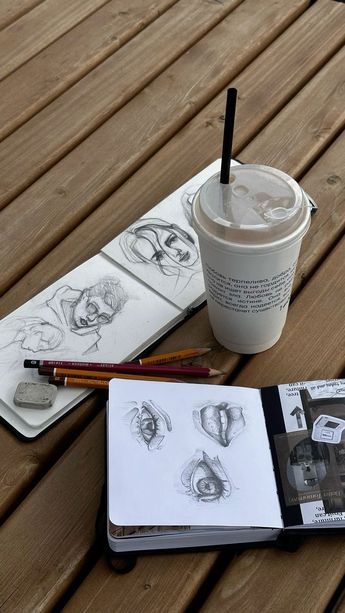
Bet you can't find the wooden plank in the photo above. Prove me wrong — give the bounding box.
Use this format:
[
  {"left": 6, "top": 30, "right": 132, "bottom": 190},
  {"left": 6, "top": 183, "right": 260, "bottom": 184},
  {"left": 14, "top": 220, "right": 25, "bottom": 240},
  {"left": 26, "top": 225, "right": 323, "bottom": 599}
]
[
  {"left": 1, "top": 6, "right": 343, "bottom": 305},
  {"left": 0, "top": 394, "right": 102, "bottom": 520},
  {"left": 292, "top": 131, "right": 345, "bottom": 292},
  {"left": 0, "top": 0, "right": 243, "bottom": 206},
  {"left": 0, "top": 0, "right": 111, "bottom": 81},
  {"left": 0, "top": 0, "right": 311, "bottom": 294},
  {"left": 63, "top": 553, "right": 219, "bottom": 613},
  {"left": 0, "top": 0, "right": 177, "bottom": 141},
  {"left": 0, "top": 0, "right": 306, "bottom": 209},
  {"left": 0, "top": 414, "right": 106, "bottom": 613},
  {"left": 200, "top": 537, "right": 345, "bottom": 613},
  {"left": 241, "top": 47, "right": 345, "bottom": 177},
  {"left": 0, "top": 0, "right": 44, "bottom": 31}
]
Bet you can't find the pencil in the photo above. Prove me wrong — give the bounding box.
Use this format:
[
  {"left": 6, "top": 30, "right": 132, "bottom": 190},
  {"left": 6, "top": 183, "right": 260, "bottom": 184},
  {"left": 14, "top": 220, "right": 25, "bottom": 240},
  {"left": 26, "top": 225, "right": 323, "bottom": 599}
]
[
  {"left": 39, "top": 367, "right": 182, "bottom": 382},
  {"left": 28, "top": 361, "right": 222, "bottom": 378},
  {"left": 24, "top": 348, "right": 213, "bottom": 370},
  {"left": 139, "top": 347, "right": 211, "bottom": 365},
  {"left": 48, "top": 373, "right": 182, "bottom": 389}
]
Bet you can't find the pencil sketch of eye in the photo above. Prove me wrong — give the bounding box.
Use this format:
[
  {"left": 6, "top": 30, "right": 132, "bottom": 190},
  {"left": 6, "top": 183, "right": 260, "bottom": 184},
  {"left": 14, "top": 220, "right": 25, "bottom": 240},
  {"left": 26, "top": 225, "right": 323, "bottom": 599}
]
[
  {"left": 193, "top": 402, "right": 245, "bottom": 447},
  {"left": 180, "top": 451, "right": 231, "bottom": 502},
  {"left": 127, "top": 400, "right": 172, "bottom": 451}
]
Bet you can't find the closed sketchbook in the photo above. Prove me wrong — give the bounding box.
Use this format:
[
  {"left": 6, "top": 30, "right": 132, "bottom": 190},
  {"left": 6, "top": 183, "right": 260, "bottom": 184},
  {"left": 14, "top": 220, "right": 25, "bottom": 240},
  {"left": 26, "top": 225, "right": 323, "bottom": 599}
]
[{"left": 107, "top": 377, "right": 345, "bottom": 553}]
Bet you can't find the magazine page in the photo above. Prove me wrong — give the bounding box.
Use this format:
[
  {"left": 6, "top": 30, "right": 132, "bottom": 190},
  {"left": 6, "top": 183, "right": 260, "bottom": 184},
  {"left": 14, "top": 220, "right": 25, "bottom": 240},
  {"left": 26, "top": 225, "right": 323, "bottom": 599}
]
[
  {"left": 107, "top": 379, "right": 282, "bottom": 528},
  {"left": 261, "top": 379, "right": 345, "bottom": 528}
]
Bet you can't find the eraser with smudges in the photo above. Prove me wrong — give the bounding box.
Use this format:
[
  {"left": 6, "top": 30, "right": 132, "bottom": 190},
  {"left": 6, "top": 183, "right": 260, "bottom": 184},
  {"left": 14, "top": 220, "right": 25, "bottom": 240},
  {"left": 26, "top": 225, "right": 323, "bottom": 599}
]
[{"left": 13, "top": 381, "right": 58, "bottom": 409}]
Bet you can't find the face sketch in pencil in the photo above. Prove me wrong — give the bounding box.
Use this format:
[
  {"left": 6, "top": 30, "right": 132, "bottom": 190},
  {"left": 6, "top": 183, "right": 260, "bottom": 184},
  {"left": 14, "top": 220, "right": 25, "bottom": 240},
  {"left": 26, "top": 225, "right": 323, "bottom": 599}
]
[
  {"left": 0, "top": 318, "right": 64, "bottom": 354},
  {"left": 180, "top": 451, "right": 231, "bottom": 502},
  {"left": 119, "top": 218, "right": 200, "bottom": 294},
  {"left": 126, "top": 399, "right": 172, "bottom": 451},
  {"left": 0, "top": 277, "right": 127, "bottom": 358},
  {"left": 193, "top": 402, "right": 245, "bottom": 447}
]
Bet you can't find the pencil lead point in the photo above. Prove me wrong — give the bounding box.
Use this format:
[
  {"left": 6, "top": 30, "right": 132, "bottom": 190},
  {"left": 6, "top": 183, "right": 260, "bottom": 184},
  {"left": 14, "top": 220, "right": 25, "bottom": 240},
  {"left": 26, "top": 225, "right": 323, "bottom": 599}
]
[{"left": 209, "top": 369, "right": 224, "bottom": 376}]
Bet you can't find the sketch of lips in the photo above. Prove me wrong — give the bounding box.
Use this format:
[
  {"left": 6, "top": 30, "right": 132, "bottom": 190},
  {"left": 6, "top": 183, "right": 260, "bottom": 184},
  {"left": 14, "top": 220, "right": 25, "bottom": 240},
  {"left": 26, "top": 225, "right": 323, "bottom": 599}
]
[
  {"left": 195, "top": 402, "right": 245, "bottom": 447},
  {"left": 178, "top": 251, "right": 190, "bottom": 263}
]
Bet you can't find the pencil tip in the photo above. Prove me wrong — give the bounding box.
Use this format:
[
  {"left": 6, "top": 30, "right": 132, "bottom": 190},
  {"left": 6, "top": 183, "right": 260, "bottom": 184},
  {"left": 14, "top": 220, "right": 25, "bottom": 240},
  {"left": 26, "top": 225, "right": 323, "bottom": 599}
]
[
  {"left": 199, "top": 348, "right": 212, "bottom": 354},
  {"left": 209, "top": 369, "right": 224, "bottom": 376}
]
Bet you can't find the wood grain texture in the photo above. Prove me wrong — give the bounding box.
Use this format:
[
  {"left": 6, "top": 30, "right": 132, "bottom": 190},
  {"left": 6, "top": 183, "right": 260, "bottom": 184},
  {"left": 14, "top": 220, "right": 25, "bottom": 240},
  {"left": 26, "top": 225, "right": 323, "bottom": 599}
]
[
  {"left": 0, "top": 414, "right": 106, "bottom": 613},
  {"left": 0, "top": 0, "right": 110, "bottom": 81},
  {"left": 292, "top": 130, "right": 345, "bottom": 293},
  {"left": 0, "top": 394, "right": 103, "bottom": 520},
  {"left": 0, "top": 0, "right": 177, "bottom": 141},
  {"left": 0, "top": 0, "right": 244, "bottom": 207},
  {"left": 242, "top": 45, "right": 345, "bottom": 177},
  {"left": 201, "top": 537, "right": 344, "bottom": 613},
  {"left": 64, "top": 551, "right": 219, "bottom": 613},
  {"left": 0, "top": 0, "right": 44, "bottom": 31},
  {"left": 0, "top": 5, "right": 342, "bottom": 310},
  {"left": 0, "top": 0, "right": 309, "bottom": 294}
]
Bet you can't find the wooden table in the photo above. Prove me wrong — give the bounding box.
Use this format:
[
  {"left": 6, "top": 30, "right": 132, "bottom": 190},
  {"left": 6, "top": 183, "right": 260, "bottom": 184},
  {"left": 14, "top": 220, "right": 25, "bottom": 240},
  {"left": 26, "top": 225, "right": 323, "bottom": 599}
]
[{"left": 0, "top": 0, "right": 344, "bottom": 610}]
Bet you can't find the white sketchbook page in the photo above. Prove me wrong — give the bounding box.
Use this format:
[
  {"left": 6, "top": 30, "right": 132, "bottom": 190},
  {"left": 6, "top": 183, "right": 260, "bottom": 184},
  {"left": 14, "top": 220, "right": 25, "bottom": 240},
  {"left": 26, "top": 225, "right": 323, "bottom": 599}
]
[
  {"left": 0, "top": 254, "right": 181, "bottom": 435},
  {"left": 108, "top": 379, "right": 282, "bottom": 528},
  {"left": 102, "top": 159, "right": 240, "bottom": 309},
  {"left": 277, "top": 379, "right": 345, "bottom": 526}
]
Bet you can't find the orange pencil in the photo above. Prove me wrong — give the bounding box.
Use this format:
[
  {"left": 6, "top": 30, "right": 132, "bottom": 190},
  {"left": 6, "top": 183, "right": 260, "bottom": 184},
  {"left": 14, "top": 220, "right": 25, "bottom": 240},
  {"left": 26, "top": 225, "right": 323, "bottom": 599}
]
[
  {"left": 139, "top": 347, "right": 211, "bottom": 365},
  {"left": 47, "top": 373, "right": 182, "bottom": 389}
]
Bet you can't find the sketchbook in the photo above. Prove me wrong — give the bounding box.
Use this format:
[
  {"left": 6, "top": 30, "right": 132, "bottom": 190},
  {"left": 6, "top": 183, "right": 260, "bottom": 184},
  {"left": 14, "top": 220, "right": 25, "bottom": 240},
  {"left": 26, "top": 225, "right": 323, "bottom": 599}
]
[
  {"left": 107, "top": 377, "right": 345, "bottom": 553},
  {"left": 0, "top": 159, "right": 235, "bottom": 439}
]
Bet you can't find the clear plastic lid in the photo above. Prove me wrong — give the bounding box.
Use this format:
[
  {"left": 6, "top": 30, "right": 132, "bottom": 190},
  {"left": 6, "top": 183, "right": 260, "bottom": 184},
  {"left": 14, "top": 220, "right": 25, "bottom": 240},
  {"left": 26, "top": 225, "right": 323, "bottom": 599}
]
[{"left": 197, "top": 165, "right": 310, "bottom": 246}]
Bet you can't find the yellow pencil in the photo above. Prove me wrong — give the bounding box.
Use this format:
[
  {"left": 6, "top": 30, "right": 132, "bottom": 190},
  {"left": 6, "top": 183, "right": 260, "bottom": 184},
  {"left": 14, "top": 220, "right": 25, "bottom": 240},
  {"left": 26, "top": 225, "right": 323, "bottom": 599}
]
[{"left": 139, "top": 347, "right": 211, "bottom": 365}]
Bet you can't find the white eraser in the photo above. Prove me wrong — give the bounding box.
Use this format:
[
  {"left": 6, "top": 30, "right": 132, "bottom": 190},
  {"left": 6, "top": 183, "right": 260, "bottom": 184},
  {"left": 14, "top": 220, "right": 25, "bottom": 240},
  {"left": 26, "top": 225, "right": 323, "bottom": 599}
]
[{"left": 13, "top": 381, "right": 58, "bottom": 409}]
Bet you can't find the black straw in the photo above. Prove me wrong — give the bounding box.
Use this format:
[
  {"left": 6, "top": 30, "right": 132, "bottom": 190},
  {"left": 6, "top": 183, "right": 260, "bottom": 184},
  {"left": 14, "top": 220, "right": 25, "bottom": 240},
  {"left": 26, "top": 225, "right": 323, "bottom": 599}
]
[{"left": 220, "top": 88, "right": 237, "bottom": 184}]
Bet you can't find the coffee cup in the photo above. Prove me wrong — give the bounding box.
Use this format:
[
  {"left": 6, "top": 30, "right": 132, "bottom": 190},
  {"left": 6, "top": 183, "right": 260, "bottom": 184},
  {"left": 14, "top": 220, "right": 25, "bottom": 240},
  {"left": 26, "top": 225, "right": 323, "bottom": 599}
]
[{"left": 192, "top": 164, "right": 311, "bottom": 353}]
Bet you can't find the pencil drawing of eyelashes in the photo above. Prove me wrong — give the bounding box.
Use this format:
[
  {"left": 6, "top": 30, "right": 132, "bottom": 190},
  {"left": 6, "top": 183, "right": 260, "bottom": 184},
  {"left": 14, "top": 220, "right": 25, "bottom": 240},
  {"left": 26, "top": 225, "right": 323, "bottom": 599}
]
[
  {"left": 127, "top": 400, "right": 172, "bottom": 451},
  {"left": 181, "top": 451, "right": 231, "bottom": 502},
  {"left": 193, "top": 402, "right": 245, "bottom": 447}
]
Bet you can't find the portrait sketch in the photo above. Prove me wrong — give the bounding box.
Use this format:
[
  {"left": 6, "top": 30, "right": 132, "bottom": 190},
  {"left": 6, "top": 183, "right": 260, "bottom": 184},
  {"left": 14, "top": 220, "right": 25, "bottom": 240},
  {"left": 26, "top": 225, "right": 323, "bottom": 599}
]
[
  {"left": 0, "top": 253, "right": 181, "bottom": 434},
  {"left": 99, "top": 166, "right": 232, "bottom": 309},
  {"left": 0, "top": 277, "right": 127, "bottom": 360}
]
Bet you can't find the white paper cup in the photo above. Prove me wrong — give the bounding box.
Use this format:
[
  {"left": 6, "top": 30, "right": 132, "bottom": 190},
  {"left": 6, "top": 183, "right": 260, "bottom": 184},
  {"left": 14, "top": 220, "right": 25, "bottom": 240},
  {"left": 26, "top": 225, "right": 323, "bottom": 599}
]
[{"left": 192, "top": 164, "right": 311, "bottom": 353}]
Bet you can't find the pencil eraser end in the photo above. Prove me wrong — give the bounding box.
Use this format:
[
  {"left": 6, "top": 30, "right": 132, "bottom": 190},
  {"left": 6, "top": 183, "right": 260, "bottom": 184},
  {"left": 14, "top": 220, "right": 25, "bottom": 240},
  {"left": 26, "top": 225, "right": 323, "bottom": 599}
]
[
  {"left": 23, "top": 359, "right": 39, "bottom": 368},
  {"left": 13, "top": 381, "right": 57, "bottom": 409}
]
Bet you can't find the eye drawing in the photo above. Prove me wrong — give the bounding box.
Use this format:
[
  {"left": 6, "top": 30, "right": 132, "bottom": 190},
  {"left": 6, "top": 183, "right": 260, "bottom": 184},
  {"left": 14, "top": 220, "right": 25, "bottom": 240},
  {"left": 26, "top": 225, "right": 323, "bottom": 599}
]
[
  {"left": 181, "top": 451, "right": 231, "bottom": 502},
  {"left": 127, "top": 400, "right": 172, "bottom": 451},
  {"left": 193, "top": 401, "right": 245, "bottom": 447}
]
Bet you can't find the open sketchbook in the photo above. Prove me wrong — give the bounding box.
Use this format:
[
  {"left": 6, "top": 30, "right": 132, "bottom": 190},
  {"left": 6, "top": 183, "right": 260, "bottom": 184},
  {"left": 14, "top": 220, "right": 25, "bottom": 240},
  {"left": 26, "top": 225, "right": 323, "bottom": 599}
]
[
  {"left": 0, "top": 160, "right": 233, "bottom": 439},
  {"left": 107, "top": 377, "right": 345, "bottom": 553}
]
